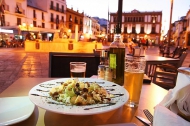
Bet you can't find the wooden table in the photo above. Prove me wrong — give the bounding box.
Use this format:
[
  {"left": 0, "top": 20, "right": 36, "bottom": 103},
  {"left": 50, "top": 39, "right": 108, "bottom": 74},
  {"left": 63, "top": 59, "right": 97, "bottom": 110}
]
[
  {"left": 145, "top": 55, "right": 179, "bottom": 76},
  {"left": 0, "top": 78, "right": 168, "bottom": 126}
]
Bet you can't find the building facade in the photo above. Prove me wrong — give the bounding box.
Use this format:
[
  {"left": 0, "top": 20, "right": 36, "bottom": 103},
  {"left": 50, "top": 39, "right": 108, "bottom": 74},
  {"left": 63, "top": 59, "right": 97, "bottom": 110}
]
[
  {"left": 0, "top": 0, "right": 66, "bottom": 41},
  {"left": 109, "top": 9, "right": 162, "bottom": 45},
  {"left": 65, "top": 7, "right": 83, "bottom": 39},
  {"left": 0, "top": 0, "right": 100, "bottom": 42},
  {"left": 185, "top": 10, "right": 190, "bottom": 48},
  {"left": 171, "top": 16, "right": 187, "bottom": 46}
]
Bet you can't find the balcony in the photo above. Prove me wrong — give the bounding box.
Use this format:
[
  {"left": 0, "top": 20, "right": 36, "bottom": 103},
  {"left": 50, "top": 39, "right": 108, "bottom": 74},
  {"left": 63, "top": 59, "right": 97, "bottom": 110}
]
[
  {"left": 49, "top": 5, "right": 64, "bottom": 13},
  {"left": 4, "top": 5, "right": 9, "bottom": 11},
  {"left": 50, "top": 5, "right": 54, "bottom": 10},
  {"left": 15, "top": 8, "right": 25, "bottom": 16}
]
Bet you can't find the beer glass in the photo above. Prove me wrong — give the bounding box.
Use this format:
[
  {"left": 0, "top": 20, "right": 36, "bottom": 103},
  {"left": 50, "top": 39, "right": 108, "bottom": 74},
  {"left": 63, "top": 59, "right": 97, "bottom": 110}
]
[
  {"left": 124, "top": 56, "right": 146, "bottom": 107},
  {"left": 70, "top": 62, "right": 86, "bottom": 78}
]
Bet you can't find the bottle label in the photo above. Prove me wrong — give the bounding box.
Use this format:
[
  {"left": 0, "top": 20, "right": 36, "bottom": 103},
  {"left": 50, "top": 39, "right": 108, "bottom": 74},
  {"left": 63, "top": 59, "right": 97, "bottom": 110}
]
[
  {"left": 109, "top": 53, "right": 116, "bottom": 79},
  {"left": 109, "top": 53, "right": 116, "bottom": 69}
]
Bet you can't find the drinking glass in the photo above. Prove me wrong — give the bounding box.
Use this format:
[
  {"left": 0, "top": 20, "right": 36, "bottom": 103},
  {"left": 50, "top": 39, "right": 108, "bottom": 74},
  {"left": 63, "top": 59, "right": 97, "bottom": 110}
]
[
  {"left": 124, "top": 56, "right": 146, "bottom": 107},
  {"left": 70, "top": 62, "right": 86, "bottom": 78}
]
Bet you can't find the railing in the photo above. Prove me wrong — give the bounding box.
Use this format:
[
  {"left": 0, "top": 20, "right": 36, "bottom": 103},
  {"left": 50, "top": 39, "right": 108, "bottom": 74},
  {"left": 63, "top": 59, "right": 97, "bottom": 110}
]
[{"left": 49, "top": 6, "right": 64, "bottom": 13}]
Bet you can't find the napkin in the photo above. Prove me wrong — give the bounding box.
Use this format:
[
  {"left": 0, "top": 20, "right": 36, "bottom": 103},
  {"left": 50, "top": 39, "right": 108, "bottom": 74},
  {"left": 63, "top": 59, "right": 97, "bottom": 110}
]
[
  {"left": 153, "top": 105, "right": 190, "bottom": 126},
  {"left": 153, "top": 67, "right": 190, "bottom": 126}
]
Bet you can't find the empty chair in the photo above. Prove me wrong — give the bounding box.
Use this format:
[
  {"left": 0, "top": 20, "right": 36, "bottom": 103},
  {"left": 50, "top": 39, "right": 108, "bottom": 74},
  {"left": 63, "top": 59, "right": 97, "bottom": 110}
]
[{"left": 152, "top": 52, "right": 188, "bottom": 90}]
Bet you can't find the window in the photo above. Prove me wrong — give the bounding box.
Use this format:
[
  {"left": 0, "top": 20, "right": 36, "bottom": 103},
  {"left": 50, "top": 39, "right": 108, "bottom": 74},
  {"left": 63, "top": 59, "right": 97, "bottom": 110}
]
[
  {"left": 132, "top": 27, "right": 135, "bottom": 33},
  {"left": 69, "top": 15, "right": 72, "bottom": 21},
  {"left": 33, "top": 21, "right": 36, "bottom": 27},
  {"left": 128, "top": 17, "right": 130, "bottom": 22},
  {"left": 151, "top": 16, "right": 157, "bottom": 23},
  {"left": 142, "top": 17, "right": 144, "bottom": 22},
  {"left": 42, "top": 23, "right": 45, "bottom": 28},
  {"left": 56, "top": 3, "right": 59, "bottom": 11},
  {"left": 51, "top": 24, "right": 54, "bottom": 29},
  {"left": 56, "top": 15, "right": 59, "bottom": 24},
  {"left": 62, "top": 5, "right": 64, "bottom": 13},
  {"left": 140, "top": 27, "right": 144, "bottom": 33},
  {"left": 80, "top": 19, "right": 82, "bottom": 24},
  {"left": 75, "top": 17, "right": 78, "bottom": 24},
  {"left": 42, "top": 12, "right": 44, "bottom": 20},
  {"left": 50, "top": 13, "right": 54, "bottom": 22},
  {"left": 114, "top": 17, "right": 117, "bottom": 22},
  {"left": 50, "top": 1, "right": 53, "bottom": 9},
  {"left": 152, "top": 26, "right": 156, "bottom": 34},
  {"left": 124, "top": 17, "right": 127, "bottom": 22},
  {"left": 61, "top": 16, "right": 64, "bottom": 22},
  {"left": 124, "top": 26, "right": 127, "bottom": 33},
  {"left": 33, "top": 10, "right": 36, "bottom": 18},
  {"left": 17, "top": 18, "right": 21, "bottom": 25}
]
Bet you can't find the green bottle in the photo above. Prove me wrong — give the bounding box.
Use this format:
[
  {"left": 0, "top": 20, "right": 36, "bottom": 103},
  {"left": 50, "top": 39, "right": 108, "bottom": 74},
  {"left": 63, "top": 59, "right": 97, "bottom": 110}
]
[{"left": 109, "top": 34, "right": 125, "bottom": 86}]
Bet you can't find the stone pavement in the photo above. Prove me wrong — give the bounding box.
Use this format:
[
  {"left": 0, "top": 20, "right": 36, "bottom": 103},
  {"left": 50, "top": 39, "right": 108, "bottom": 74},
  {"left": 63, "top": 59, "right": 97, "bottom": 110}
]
[{"left": 0, "top": 46, "right": 190, "bottom": 93}]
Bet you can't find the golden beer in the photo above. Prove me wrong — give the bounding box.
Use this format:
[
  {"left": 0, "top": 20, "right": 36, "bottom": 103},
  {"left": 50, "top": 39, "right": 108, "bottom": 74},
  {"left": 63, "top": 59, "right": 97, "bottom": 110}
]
[{"left": 124, "top": 71, "right": 144, "bottom": 107}]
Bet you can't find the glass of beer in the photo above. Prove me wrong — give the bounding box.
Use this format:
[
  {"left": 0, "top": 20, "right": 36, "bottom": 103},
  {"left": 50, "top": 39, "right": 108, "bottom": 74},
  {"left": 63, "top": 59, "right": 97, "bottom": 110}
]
[
  {"left": 70, "top": 62, "right": 86, "bottom": 78},
  {"left": 124, "top": 56, "right": 146, "bottom": 107}
]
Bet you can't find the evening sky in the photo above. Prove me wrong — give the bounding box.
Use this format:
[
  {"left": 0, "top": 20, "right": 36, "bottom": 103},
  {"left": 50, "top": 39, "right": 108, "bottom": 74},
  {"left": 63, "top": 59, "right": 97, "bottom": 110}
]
[{"left": 67, "top": 0, "right": 190, "bottom": 34}]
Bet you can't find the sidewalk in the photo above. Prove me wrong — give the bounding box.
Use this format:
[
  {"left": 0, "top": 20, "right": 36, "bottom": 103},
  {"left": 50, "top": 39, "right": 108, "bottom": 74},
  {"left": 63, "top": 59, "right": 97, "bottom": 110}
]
[{"left": 0, "top": 46, "right": 189, "bottom": 93}]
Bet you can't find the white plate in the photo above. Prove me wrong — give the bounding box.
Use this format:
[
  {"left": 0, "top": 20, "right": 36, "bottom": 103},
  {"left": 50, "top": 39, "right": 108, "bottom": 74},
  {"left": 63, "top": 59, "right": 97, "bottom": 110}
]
[
  {"left": 29, "top": 78, "right": 129, "bottom": 115},
  {"left": 0, "top": 96, "right": 35, "bottom": 125}
]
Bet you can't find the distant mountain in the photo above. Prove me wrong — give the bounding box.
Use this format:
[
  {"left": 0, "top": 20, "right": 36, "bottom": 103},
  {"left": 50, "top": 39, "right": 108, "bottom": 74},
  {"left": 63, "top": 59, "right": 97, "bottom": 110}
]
[{"left": 93, "top": 17, "right": 108, "bottom": 26}]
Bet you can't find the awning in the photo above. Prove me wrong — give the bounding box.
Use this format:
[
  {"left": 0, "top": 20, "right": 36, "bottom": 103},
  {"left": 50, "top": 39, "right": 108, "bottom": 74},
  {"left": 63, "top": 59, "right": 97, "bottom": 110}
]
[{"left": 0, "top": 25, "right": 60, "bottom": 33}]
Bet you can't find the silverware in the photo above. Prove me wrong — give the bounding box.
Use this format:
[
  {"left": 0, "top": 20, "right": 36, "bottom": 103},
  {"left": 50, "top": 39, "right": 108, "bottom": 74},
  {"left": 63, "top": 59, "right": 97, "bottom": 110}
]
[
  {"left": 135, "top": 116, "right": 151, "bottom": 126},
  {"left": 143, "top": 109, "right": 154, "bottom": 124}
]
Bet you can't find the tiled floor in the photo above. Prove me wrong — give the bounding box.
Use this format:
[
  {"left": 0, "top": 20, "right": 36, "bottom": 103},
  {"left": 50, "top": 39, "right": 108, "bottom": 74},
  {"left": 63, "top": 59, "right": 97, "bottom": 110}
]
[{"left": 0, "top": 46, "right": 189, "bottom": 93}]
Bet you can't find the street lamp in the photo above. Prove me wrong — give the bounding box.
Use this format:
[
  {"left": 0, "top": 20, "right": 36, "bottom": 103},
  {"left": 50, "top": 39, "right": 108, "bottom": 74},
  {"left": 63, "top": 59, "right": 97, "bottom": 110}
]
[{"left": 167, "top": 0, "right": 174, "bottom": 54}]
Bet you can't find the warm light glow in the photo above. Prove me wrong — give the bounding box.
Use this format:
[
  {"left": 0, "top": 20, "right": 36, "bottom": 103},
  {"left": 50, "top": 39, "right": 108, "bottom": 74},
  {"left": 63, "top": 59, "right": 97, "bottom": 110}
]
[
  {"left": 127, "top": 24, "right": 132, "bottom": 33},
  {"left": 144, "top": 24, "right": 152, "bottom": 34},
  {"left": 68, "top": 29, "right": 71, "bottom": 33},
  {"left": 135, "top": 24, "right": 141, "bottom": 34},
  {"left": 0, "top": 28, "right": 13, "bottom": 33},
  {"left": 22, "top": 22, "right": 26, "bottom": 27},
  {"left": 30, "top": 23, "right": 33, "bottom": 28},
  {"left": 19, "top": 22, "right": 33, "bottom": 31}
]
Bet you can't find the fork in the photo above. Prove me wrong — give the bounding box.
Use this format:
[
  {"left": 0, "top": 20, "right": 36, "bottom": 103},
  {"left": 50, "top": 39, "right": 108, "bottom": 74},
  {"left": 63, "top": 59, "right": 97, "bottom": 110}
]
[{"left": 143, "top": 109, "right": 154, "bottom": 124}]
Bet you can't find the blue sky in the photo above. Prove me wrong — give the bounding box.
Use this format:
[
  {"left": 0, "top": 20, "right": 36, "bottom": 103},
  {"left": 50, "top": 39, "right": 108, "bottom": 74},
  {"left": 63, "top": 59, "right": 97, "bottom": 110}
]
[{"left": 67, "top": 0, "right": 190, "bottom": 33}]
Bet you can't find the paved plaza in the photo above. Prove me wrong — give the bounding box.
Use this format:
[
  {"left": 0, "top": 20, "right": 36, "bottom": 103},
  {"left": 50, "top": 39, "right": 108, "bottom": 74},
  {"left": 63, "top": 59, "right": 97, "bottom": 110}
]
[{"left": 0, "top": 46, "right": 190, "bottom": 93}]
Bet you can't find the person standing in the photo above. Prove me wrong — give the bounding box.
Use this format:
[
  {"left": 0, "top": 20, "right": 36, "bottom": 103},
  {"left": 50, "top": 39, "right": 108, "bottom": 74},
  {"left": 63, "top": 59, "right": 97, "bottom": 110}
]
[{"left": 146, "top": 39, "right": 149, "bottom": 49}]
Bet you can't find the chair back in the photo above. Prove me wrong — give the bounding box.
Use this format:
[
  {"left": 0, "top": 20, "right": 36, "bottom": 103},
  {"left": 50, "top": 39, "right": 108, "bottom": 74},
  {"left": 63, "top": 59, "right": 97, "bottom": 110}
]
[
  {"left": 177, "top": 52, "right": 188, "bottom": 67},
  {"left": 132, "top": 46, "right": 141, "bottom": 56},
  {"left": 172, "top": 46, "right": 182, "bottom": 58}
]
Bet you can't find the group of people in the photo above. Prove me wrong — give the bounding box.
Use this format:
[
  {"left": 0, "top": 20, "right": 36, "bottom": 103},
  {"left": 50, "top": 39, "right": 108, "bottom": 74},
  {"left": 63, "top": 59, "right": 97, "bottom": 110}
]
[
  {"left": 2, "top": 38, "right": 24, "bottom": 48},
  {"left": 127, "top": 38, "right": 149, "bottom": 54}
]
